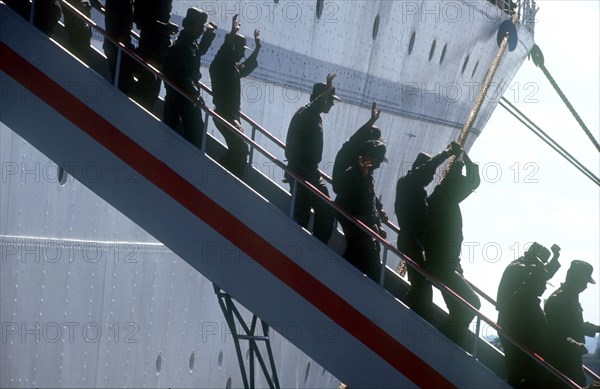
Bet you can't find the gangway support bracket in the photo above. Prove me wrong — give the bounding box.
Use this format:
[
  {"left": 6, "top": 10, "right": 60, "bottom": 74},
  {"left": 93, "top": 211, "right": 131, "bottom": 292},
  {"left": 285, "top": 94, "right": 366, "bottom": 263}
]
[{"left": 214, "top": 284, "right": 280, "bottom": 389}]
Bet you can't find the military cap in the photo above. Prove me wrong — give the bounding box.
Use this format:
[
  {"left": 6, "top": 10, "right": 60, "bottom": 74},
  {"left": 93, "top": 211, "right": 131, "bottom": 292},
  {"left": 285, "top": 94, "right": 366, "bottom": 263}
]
[
  {"left": 182, "top": 8, "right": 208, "bottom": 29},
  {"left": 310, "top": 82, "right": 341, "bottom": 102},
  {"left": 566, "top": 260, "right": 596, "bottom": 284}
]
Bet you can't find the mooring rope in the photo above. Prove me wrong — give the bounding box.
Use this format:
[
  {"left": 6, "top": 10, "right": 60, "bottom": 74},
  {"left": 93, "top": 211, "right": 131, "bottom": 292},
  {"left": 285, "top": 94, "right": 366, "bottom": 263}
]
[
  {"left": 442, "top": 25, "right": 512, "bottom": 178},
  {"left": 530, "top": 44, "right": 600, "bottom": 153}
]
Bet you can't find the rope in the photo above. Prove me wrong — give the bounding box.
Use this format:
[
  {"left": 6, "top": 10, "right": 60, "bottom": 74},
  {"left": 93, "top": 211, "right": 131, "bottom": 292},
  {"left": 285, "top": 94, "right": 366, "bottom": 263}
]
[
  {"left": 500, "top": 98, "right": 600, "bottom": 186},
  {"left": 530, "top": 44, "right": 600, "bottom": 152},
  {"left": 398, "top": 26, "right": 513, "bottom": 272},
  {"left": 442, "top": 29, "right": 511, "bottom": 177},
  {"left": 458, "top": 36, "right": 509, "bottom": 146}
]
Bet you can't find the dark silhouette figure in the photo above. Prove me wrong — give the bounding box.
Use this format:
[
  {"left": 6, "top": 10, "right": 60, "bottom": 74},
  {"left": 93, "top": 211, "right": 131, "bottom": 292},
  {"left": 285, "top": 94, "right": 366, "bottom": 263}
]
[
  {"left": 496, "top": 243, "right": 561, "bottom": 388},
  {"left": 209, "top": 14, "right": 261, "bottom": 178},
  {"left": 32, "top": 0, "right": 62, "bottom": 36},
  {"left": 162, "top": 8, "right": 216, "bottom": 148},
  {"left": 394, "top": 142, "right": 462, "bottom": 321},
  {"left": 284, "top": 73, "right": 340, "bottom": 244},
  {"left": 545, "top": 260, "right": 600, "bottom": 387},
  {"left": 422, "top": 151, "right": 481, "bottom": 348},
  {"left": 335, "top": 140, "right": 388, "bottom": 281},
  {"left": 332, "top": 101, "right": 382, "bottom": 194},
  {"left": 130, "top": 0, "right": 177, "bottom": 111},
  {"left": 63, "top": 0, "right": 93, "bottom": 64},
  {"left": 497, "top": 242, "right": 560, "bottom": 315},
  {"left": 103, "top": 0, "right": 135, "bottom": 93},
  {"left": 5, "top": 0, "right": 37, "bottom": 21},
  {"left": 332, "top": 102, "right": 387, "bottom": 231},
  {"left": 498, "top": 262, "right": 552, "bottom": 388},
  {"left": 9, "top": 0, "right": 89, "bottom": 60}
]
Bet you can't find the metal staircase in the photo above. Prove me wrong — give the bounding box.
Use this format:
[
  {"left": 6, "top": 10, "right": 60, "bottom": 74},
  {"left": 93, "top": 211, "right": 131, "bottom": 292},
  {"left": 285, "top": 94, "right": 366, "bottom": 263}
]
[
  {"left": 0, "top": 3, "right": 586, "bottom": 388},
  {"left": 214, "top": 285, "right": 281, "bottom": 389}
]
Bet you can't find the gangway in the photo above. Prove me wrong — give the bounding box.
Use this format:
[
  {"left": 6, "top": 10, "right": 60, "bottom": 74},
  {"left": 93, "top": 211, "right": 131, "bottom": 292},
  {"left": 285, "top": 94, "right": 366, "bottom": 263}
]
[{"left": 0, "top": 4, "right": 586, "bottom": 388}]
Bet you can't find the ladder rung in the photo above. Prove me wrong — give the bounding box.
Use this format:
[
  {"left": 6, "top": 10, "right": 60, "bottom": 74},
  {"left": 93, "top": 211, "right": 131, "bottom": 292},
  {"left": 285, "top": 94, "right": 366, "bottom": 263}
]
[{"left": 237, "top": 335, "right": 270, "bottom": 342}]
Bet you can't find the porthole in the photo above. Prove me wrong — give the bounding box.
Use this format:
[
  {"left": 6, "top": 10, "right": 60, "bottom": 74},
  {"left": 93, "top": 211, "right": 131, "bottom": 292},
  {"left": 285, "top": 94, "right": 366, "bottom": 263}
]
[
  {"left": 57, "top": 166, "right": 68, "bottom": 186},
  {"left": 304, "top": 361, "right": 311, "bottom": 382},
  {"left": 439, "top": 43, "right": 447, "bottom": 65},
  {"left": 189, "top": 351, "right": 195, "bottom": 371},
  {"left": 461, "top": 55, "right": 470, "bottom": 74},
  {"left": 408, "top": 31, "right": 416, "bottom": 55},
  {"left": 155, "top": 353, "right": 162, "bottom": 373},
  {"left": 372, "top": 15, "right": 380, "bottom": 40},
  {"left": 471, "top": 60, "right": 479, "bottom": 78},
  {"left": 225, "top": 377, "right": 232, "bottom": 389},
  {"left": 316, "top": 0, "right": 324, "bottom": 19},
  {"left": 218, "top": 350, "right": 224, "bottom": 367},
  {"left": 429, "top": 40, "right": 436, "bottom": 61}
]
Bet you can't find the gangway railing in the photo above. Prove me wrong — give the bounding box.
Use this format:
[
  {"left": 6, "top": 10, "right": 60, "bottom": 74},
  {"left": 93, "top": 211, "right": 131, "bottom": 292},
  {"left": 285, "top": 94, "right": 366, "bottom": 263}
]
[{"left": 22, "top": 2, "right": 587, "bottom": 386}]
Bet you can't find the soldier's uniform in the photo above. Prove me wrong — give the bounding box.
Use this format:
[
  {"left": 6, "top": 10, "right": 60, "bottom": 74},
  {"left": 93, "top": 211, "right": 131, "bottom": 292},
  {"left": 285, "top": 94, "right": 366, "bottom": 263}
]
[
  {"left": 209, "top": 33, "right": 260, "bottom": 177},
  {"left": 162, "top": 9, "right": 215, "bottom": 148},
  {"left": 335, "top": 140, "right": 387, "bottom": 281},
  {"left": 497, "top": 262, "right": 551, "bottom": 387},
  {"left": 131, "top": 0, "right": 177, "bottom": 110},
  {"left": 422, "top": 159, "right": 481, "bottom": 347},
  {"left": 544, "top": 260, "right": 599, "bottom": 386},
  {"left": 284, "top": 85, "right": 338, "bottom": 244}
]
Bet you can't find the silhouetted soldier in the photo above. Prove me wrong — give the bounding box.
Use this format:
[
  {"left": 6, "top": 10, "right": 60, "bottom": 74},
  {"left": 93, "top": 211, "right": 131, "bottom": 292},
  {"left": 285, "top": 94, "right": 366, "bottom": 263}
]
[
  {"left": 545, "top": 260, "right": 600, "bottom": 386},
  {"left": 103, "top": 0, "right": 134, "bottom": 93},
  {"left": 496, "top": 242, "right": 560, "bottom": 387},
  {"left": 162, "top": 8, "right": 216, "bottom": 148},
  {"left": 332, "top": 101, "right": 381, "bottom": 194},
  {"left": 332, "top": 102, "right": 387, "bottom": 229},
  {"left": 335, "top": 139, "right": 388, "bottom": 281},
  {"left": 394, "top": 142, "right": 462, "bottom": 320},
  {"left": 497, "top": 261, "right": 551, "bottom": 388},
  {"left": 131, "top": 0, "right": 178, "bottom": 111},
  {"left": 32, "top": 0, "right": 62, "bottom": 36},
  {"left": 5, "top": 0, "right": 35, "bottom": 21},
  {"left": 209, "top": 14, "right": 261, "bottom": 178},
  {"left": 63, "top": 0, "right": 93, "bottom": 64},
  {"left": 284, "top": 73, "right": 340, "bottom": 244},
  {"left": 423, "top": 150, "right": 481, "bottom": 348},
  {"left": 497, "top": 242, "right": 560, "bottom": 315}
]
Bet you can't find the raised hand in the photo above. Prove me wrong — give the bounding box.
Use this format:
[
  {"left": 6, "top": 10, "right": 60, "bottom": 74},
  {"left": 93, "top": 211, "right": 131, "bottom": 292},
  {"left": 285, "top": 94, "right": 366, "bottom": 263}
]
[
  {"left": 326, "top": 72, "right": 337, "bottom": 87},
  {"left": 449, "top": 141, "right": 463, "bottom": 156},
  {"left": 231, "top": 14, "right": 240, "bottom": 34},
  {"left": 206, "top": 21, "right": 218, "bottom": 33},
  {"left": 370, "top": 101, "right": 381, "bottom": 123},
  {"left": 254, "top": 29, "right": 261, "bottom": 46}
]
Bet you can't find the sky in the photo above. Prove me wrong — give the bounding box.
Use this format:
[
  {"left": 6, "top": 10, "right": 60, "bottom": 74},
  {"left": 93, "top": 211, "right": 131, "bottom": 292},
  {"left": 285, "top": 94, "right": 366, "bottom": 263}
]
[{"left": 459, "top": 0, "right": 600, "bottom": 339}]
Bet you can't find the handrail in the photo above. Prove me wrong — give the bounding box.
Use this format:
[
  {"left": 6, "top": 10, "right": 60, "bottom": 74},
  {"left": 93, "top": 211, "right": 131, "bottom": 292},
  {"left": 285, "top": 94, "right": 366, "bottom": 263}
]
[
  {"left": 41, "top": 2, "right": 583, "bottom": 387},
  {"left": 486, "top": 0, "right": 539, "bottom": 35},
  {"left": 585, "top": 365, "right": 600, "bottom": 383},
  {"left": 520, "top": 0, "right": 538, "bottom": 33}
]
